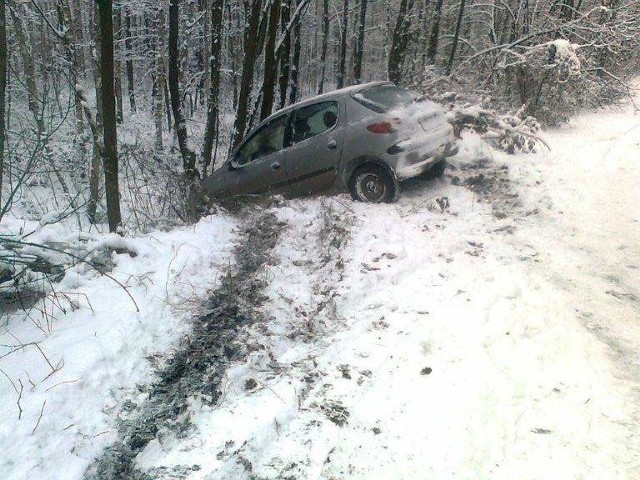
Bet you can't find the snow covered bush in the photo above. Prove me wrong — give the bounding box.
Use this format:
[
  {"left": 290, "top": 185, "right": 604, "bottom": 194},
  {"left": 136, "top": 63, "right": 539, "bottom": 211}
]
[
  {"left": 445, "top": 103, "right": 542, "bottom": 154},
  {"left": 506, "top": 39, "right": 589, "bottom": 126},
  {"left": 547, "top": 39, "right": 582, "bottom": 83},
  {"left": 408, "top": 1, "right": 639, "bottom": 128}
]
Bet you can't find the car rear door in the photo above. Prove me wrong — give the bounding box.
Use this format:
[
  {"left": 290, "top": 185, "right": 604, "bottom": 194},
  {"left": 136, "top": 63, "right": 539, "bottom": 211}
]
[
  {"left": 225, "top": 114, "right": 289, "bottom": 196},
  {"left": 282, "top": 101, "right": 343, "bottom": 196}
]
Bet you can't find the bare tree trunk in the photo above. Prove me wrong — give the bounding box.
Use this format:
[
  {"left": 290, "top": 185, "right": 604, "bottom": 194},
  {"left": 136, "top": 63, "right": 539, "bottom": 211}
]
[
  {"left": 154, "top": 6, "right": 166, "bottom": 151},
  {"left": 336, "top": 0, "right": 349, "bottom": 89},
  {"left": 317, "top": 0, "right": 329, "bottom": 94},
  {"left": 168, "top": 0, "right": 198, "bottom": 180},
  {"left": 56, "top": 0, "right": 87, "bottom": 175},
  {"left": 288, "top": 7, "right": 301, "bottom": 104},
  {"left": 232, "top": 0, "right": 263, "bottom": 147},
  {"left": 202, "top": 0, "right": 224, "bottom": 172},
  {"left": 56, "top": 1, "right": 84, "bottom": 117},
  {"left": 228, "top": 3, "right": 239, "bottom": 112},
  {"left": 164, "top": 78, "right": 172, "bottom": 131},
  {"left": 278, "top": 0, "right": 292, "bottom": 108},
  {"left": 445, "top": 0, "right": 466, "bottom": 75},
  {"left": 353, "top": 0, "right": 367, "bottom": 84},
  {"left": 260, "top": 0, "right": 281, "bottom": 121},
  {"left": 388, "top": 0, "right": 415, "bottom": 84},
  {"left": 114, "top": 8, "right": 123, "bottom": 122},
  {"left": 96, "top": 0, "right": 122, "bottom": 233},
  {"left": 88, "top": 2, "right": 103, "bottom": 224},
  {"left": 0, "top": 0, "right": 6, "bottom": 216},
  {"left": 427, "top": 0, "right": 444, "bottom": 65},
  {"left": 70, "top": 0, "right": 86, "bottom": 75},
  {"left": 420, "top": 0, "right": 431, "bottom": 69},
  {"left": 124, "top": 7, "right": 136, "bottom": 113},
  {"left": 9, "top": 6, "right": 44, "bottom": 136},
  {"left": 202, "top": 0, "right": 211, "bottom": 105}
]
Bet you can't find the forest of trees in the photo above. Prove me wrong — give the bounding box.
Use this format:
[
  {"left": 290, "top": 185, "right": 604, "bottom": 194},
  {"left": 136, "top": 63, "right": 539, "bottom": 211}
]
[{"left": 0, "top": 0, "right": 638, "bottom": 232}]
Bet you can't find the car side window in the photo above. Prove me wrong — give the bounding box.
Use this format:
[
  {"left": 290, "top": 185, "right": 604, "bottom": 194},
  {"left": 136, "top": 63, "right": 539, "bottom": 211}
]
[
  {"left": 290, "top": 101, "right": 338, "bottom": 145},
  {"left": 236, "top": 115, "right": 288, "bottom": 165}
]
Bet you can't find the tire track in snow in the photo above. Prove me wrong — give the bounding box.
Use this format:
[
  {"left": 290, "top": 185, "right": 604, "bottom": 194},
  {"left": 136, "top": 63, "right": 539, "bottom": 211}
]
[
  {"left": 84, "top": 210, "right": 286, "bottom": 480},
  {"left": 195, "top": 199, "right": 355, "bottom": 480}
]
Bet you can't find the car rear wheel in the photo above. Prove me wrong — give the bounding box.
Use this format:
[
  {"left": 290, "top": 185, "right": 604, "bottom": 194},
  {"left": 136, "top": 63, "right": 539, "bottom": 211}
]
[
  {"left": 421, "top": 159, "right": 447, "bottom": 180},
  {"left": 349, "top": 164, "right": 399, "bottom": 203}
]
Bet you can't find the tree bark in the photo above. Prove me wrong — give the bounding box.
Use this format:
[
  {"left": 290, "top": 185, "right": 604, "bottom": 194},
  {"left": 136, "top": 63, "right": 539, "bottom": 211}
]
[
  {"left": 96, "top": 0, "right": 122, "bottom": 233},
  {"left": 9, "top": 6, "right": 43, "bottom": 136},
  {"left": 288, "top": 6, "right": 301, "bottom": 104},
  {"left": 168, "top": 0, "right": 198, "bottom": 180},
  {"left": 0, "top": 0, "right": 6, "bottom": 215},
  {"left": 317, "top": 0, "right": 329, "bottom": 94},
  {"left": 278, "top": 0, "right": 292, "bottom": 109},
  {"left": 427, "top": 0, "right": 444, "bottom": 65},
  {"left": 353, "top": 0, "right": 367, "bottom": 84},
  {"left": 202, "top": 0, "right": 211, "bottom": 105},
  {"left": 114, "top": 7, "right": 124, "bottom": 122},
  {"left": 124, "top": 7, "right": 136, "bottom": 113},
  {"left": 67, "top": 0, "right": 86, "bottom": 76},
  {"left": 232, "top": 0, "right": 263, "bottom": 147},
  {"left": 336, "top": 0, "right": 349, "bottom": 89},
  {"left": 228, "top": 3, "right": 239, "bottom": 112},
  {"left": 202, "top": 0, "right": 224, "bottom": 172},
  {"left": 88, "top": 1, "right": 103, "bottom": 224},
  {"left": 388, "top": 0, "right": 414, "bottom": 84},
  {"left": 53, "top": 0, "right": 88, "bottom": 179},
  {"left": 420, "top": 0, "right": 432, "bottom": 69},
  {"left": 445, "top": 0, "right": 466, "bottom": 75},
  {"left": 154, "top": 6, "right": 166, "bottom": 151},
  {"left": 260, "top": 0, "right": 281, "bottom": 121}
]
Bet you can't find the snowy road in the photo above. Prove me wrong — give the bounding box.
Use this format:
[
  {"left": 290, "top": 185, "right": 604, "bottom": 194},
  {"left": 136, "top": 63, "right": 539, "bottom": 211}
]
[{"left": 133, "top": 99, "right": 640, "bottom": 479}]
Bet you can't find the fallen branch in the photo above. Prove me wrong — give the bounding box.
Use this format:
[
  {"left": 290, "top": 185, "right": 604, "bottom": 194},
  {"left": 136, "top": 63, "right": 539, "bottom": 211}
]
[
  {"left": 32, "top": 399, "right": 46, "bottom": 433},
  {"left": 1, "top": 237, "right": 140, "bottom": 312},
  {"left": 0, "top": 369, "right": 24, "bottom": 419}
]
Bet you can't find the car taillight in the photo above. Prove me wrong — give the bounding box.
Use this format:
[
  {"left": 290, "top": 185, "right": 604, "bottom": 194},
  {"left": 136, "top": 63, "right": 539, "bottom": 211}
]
[{"left": 367, "top": 122, "right": 396, "bottom": 134}]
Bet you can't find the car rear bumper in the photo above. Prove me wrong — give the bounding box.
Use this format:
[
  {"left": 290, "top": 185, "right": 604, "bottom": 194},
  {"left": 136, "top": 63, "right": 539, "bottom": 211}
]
[{"left": 393, "top": 140, "right": 458, "bottom": 180}]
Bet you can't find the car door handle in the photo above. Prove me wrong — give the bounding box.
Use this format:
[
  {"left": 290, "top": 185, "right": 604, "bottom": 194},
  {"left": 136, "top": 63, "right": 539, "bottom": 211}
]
[
  {"left": 327, "top": 140, "right": 337, "bottom": 150},
  {"left": 271, "top": 161, "right": 281, "bottom": 170}
]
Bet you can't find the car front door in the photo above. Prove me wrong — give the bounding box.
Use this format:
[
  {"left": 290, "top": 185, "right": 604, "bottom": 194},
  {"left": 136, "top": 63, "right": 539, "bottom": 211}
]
[
  {"left": 283, "top": 101, "right": 343, "bottom": 196},
  {"left": 225, "top": 114, "right": 289, "bottom": 196}
]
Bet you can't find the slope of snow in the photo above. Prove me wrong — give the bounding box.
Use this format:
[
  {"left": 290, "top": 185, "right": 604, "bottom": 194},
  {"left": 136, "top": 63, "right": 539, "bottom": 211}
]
[
  {"left": 131, "top": 93, "right": 640, "bottom": 479},
  {"left": 0, "top": 215, "right": 238, "bottom": 480}
]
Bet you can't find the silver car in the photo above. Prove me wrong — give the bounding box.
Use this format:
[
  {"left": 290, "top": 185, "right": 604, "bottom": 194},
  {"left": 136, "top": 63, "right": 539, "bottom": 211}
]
[{"left": 200, "top": 82, "right": 457, "bottom": 204}]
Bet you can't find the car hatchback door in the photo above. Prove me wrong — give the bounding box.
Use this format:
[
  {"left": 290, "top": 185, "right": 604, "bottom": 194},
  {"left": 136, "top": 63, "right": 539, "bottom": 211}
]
[
  {"left": 283, "top": 101, "right": 343, "bottom": 196},
  {"left": 224, "top": 114, "right": 289, "bottom": 196}
]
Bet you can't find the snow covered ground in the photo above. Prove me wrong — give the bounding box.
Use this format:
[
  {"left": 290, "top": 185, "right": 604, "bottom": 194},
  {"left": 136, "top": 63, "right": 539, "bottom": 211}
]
[
  {"left": 0, "top": 216, "right": 238, "bottom": 479},
  {"left": 1, "top": 93, "right": 639, "bottom": 479}
]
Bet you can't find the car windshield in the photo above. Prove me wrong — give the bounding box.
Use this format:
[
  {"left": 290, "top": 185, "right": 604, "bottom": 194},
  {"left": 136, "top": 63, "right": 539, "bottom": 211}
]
[{"left": 353, "top": 85, "right": 419, "bottom": 113}]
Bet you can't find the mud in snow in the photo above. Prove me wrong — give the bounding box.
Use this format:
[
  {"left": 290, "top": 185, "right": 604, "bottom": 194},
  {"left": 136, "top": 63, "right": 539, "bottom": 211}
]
[{"left": 84, "top": 210, "right": 285, "bottom": 480}]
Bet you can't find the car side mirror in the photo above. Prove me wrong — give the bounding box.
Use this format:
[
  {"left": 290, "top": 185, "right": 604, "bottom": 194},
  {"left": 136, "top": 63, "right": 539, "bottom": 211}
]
[{"left": 228, "top": 158, "right": 242, "bottom": 171}]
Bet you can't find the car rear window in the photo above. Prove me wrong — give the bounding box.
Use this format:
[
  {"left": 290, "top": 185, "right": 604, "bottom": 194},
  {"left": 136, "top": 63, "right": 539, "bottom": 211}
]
[{"left": 353, "top": 85, "right": 417, "bottom": 113}]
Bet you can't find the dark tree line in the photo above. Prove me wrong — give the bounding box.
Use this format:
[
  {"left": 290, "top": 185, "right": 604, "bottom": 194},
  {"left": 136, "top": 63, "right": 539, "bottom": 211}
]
[{"left": 0, "top": 0, "right": 638, "bottom": 230}]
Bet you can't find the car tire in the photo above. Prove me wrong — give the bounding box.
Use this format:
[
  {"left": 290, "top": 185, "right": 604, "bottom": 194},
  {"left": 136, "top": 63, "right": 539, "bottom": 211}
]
[
  {"left": 349, "top": 164, "right": 399, "bottom": 203},
  {"left": 421, "top": 159, "right": 447, "bottom": 180}
]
